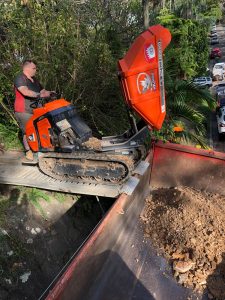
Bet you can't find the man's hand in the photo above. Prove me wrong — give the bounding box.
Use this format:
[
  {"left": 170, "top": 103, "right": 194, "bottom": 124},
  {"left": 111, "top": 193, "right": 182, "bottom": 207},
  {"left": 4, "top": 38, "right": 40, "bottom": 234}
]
[{"left": 40, "top": 89, "right": 51, "bottom": 98}]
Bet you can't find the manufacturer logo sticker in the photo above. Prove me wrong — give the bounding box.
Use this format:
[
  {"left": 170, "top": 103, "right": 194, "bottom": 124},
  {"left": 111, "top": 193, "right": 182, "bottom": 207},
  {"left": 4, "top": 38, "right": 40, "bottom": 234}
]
[
  {"left": 28, "top": 134, "right": 35, "bottom": 141},
  {"left": 144, "top": 44, "right": 155, "bottom": 63},
  {"left": 137, "top": 72, "right": 157, "bottom": 94}
]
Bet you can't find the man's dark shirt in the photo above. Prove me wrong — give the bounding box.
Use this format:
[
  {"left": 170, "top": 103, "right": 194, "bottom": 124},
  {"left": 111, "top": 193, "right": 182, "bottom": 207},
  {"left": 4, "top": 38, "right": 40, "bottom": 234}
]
[{"left": 14, "top": 73, "right": 43, "bottom": 113}]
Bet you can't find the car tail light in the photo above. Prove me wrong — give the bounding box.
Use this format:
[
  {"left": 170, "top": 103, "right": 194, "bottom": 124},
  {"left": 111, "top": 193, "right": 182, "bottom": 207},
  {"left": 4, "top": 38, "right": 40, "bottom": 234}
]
[{"left": 219, "top": 123, "right": 225, "bottom": 127}]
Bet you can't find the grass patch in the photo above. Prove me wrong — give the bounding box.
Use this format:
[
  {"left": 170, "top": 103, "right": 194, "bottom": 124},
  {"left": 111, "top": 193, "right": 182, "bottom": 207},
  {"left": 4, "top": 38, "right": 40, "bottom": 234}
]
[
  {"left": 0, "top": 123, "right": 22, "bottom": 150},
  {"left": 23, "top": 188, "right": 51, "bottom": 219},
  {"left": 54, "top": 192, "right": 66, "bottom": 203}
]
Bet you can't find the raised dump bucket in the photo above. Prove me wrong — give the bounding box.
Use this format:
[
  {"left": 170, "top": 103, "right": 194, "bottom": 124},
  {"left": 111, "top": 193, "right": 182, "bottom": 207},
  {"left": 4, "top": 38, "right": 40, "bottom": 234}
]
[{"left": 43, "top": 142, "right": 225, "bottom": 300}]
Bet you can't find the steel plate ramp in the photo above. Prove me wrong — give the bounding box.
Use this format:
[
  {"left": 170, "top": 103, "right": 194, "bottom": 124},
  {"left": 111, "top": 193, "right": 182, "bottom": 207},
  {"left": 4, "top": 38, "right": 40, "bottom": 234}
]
[{"left": 0, "top": 152, "right": 149, "bottom": 198}]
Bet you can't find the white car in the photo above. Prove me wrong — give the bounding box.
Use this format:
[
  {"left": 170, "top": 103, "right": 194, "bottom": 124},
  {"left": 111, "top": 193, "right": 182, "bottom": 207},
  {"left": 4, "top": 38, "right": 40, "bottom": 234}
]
[
  {"left": 213, "top": 62, "right": 225, "bottom": 81},
  {"left": 192, "top": 77, "right": 212, "bottom": 88},
  {"left": 216, "top": 106, "right": 225, "bottom": 137}
]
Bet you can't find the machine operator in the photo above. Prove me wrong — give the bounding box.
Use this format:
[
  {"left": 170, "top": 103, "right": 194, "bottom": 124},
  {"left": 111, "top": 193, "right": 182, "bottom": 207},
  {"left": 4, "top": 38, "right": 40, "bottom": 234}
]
[{"left": 14, "top": 59, "right": 51, "bottom": 161}]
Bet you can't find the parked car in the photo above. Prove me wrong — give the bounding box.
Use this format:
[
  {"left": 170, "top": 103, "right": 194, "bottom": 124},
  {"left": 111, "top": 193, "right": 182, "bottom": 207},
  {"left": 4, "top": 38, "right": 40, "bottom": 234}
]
[
  {"left": 216, "top": 93, "right": 225, "bottom": 107},
  {"left": 210, "top": 37, "right": 219, "bottom": 45},
  {"left": 212, "top": 62, "right": 225, "bottom": 81},
  {"left": 215, "top": 82, "right": 225, "bottom": 93},
  {"left": 216, "top": 106, "right": 225, "bottom": 138},
  {"left": 210, "top": 32, "right": 218, "bottom": 38},
  {"left": 210, "top": 48, "right": 222, "bottom": 59},
  {"left": 211, "top": 28, "right": 217, "bottom": 34},
  {"left": 192, "top": 77, "right": 212, "bottom": 88}
]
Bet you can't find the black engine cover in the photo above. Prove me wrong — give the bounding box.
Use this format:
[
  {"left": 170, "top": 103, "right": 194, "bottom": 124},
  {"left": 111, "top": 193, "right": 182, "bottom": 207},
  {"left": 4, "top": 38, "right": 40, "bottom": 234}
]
[{"left": 48, "top": 105, "right": 92, "bottom": 143}]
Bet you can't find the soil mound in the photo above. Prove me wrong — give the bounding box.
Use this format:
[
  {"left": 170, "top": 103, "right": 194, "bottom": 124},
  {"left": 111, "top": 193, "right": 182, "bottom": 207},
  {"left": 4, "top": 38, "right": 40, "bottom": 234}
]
[
  {"left": 83, "top": 137, "right": 102, "bottom": 150},
  {"left": 141, "top": 186, "right": 225, "bottom": 299}
]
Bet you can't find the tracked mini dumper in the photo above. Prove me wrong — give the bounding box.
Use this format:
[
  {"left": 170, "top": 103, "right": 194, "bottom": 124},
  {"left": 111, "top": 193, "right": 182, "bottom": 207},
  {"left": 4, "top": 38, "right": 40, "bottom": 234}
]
[
  {"left": 24, "top": 24, "right": 171, "bottom": 187},
  {"left": 0, "top": 24, "right": 171, "bottom": 197}
]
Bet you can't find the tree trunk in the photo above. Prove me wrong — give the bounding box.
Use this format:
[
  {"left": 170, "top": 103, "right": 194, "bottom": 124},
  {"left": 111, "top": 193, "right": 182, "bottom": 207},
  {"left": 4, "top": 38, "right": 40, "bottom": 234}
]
[
  {"left": 142, "top": 0, "right": 150, "bottom": 30},
  {"left": 170, "top": 0, "right": 175, "bottom": 11},
  {"left": 153, "top": 0, "right": 159, "bottom": 11},
  {"left": 186, "top": 0, "right": 192, "bottom": 19}
]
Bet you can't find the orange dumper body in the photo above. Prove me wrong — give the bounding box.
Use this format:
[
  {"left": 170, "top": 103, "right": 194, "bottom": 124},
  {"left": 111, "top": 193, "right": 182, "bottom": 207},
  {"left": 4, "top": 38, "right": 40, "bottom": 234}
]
[{"left": 118, "top": 24, "right": 171, "bottom": 129}]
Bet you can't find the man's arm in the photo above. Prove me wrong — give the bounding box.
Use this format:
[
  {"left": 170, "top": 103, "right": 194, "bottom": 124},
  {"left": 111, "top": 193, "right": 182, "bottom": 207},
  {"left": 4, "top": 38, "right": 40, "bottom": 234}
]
[
  {"left": 18, "top": 86, "right": 40, "bottom": 98},
  {"left": 15, "top": 75, "right": 52, "bottom": 98}
]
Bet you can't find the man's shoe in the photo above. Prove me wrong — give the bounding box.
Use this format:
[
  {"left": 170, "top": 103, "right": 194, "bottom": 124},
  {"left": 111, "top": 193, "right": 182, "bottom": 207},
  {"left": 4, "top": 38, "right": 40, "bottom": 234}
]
[{"left": 25, "top": 150, "right": 34, "bottom": 161}]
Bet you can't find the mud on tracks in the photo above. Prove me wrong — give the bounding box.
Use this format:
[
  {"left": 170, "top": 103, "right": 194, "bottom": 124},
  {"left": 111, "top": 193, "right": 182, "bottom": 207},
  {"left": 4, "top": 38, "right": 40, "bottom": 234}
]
[{"left": 140, "top": 186, "right": 225, "bottom": 299}]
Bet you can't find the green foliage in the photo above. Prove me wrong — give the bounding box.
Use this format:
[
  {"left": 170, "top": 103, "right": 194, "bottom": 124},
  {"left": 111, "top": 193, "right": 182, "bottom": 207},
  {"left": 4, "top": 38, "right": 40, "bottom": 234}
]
[
  {"left": 154, "top": 0, "right": 221, "bottom": 21},
  {"left": 153, "top": 2, "right": 219, "bottom": 145},
  {"left": 0, "top": 123, "right": 22, "bottom": 150},
  {"left": 0, "top": 93, "right": 21, "bottom": 149},
  {"left": 0, "top": 0, "right": 143, "bottom": 138},
  {"left": 157, "top": 11, "right": 209, "bottom": 79},
  {"left": 25, "top": 188, "right": 50, "bottom": 219},
  {"left": 156, "top": 77, "right": 216, "bottom": 147},
  {"left": 203, "top": 1, "right": 222, "bottom": 20},
  {"left": 54, "top": 192, "right": 66, "bottom": 203},
  {"left": 0, "top": 0, "right": 219, "bottom": 149}
]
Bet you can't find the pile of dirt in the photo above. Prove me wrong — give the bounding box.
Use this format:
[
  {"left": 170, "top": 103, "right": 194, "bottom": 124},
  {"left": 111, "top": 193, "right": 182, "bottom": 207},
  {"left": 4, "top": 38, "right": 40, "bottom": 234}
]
[
  {"left": 83, "top": 137, "right": 102, "bottom": 150},
  {"left": 140, "top": 186, "right": 225, "bottom": 299}
]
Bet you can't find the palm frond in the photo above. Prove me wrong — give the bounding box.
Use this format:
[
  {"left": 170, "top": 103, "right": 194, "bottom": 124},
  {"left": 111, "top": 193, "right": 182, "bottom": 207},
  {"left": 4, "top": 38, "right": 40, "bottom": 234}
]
[
  {"left": 169, "top": 100, "right": 206, "bottom": 124},
  {"left": 162, "top": 75, "right": 213, "bottom": 147}
]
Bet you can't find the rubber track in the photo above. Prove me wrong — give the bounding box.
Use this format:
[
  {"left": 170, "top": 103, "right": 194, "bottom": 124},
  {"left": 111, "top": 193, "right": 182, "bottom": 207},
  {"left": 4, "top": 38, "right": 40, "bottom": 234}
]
[{"left": 38, "top": 151, "right": 138, "bottom": 185}]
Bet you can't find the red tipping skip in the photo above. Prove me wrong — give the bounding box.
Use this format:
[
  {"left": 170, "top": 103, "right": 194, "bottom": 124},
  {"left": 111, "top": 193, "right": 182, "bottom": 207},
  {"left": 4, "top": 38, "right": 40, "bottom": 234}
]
[{"left": 118, "top": 24, "right": 171, "bottom": 130}]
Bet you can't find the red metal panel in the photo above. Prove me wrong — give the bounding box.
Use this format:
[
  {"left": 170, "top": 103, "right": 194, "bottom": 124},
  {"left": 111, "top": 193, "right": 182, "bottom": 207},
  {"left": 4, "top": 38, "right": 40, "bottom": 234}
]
[
  {"left": 43, "top": 143, "right": 225, "bottom": 300},
  {"left": 151, "top": 142, "right": 225, "bottom": 195}
]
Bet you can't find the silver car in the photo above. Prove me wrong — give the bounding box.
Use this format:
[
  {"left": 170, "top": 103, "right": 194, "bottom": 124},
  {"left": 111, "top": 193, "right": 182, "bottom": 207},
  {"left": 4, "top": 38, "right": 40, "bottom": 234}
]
[
  {"left": 210, "top": 37, "right": 219, "bottom": 45},
  {"left": 216, "top": 106, "right": 225, "bottom": 138},
  {"left": 193, "top": 77, "right": 212, "bottom": 88}
]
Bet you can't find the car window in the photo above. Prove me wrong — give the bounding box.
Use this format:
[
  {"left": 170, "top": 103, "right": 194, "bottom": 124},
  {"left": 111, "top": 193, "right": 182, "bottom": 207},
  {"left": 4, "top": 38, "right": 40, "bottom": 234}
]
[
  {"left": 194, "top": 79, "right": 204, "bottom": 82},
  {"left": 218, "top": 110, "right": 222, "bottom": 118}
]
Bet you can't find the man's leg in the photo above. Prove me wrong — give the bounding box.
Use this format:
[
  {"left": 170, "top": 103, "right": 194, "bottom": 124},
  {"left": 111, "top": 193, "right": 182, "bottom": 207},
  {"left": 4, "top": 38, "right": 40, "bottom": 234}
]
[
  {"left": 15, "top": 112, "right": 33, "bottom": 160},
  {"left": 22, "top": 134, "right": 30, "bottom": 151}
]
